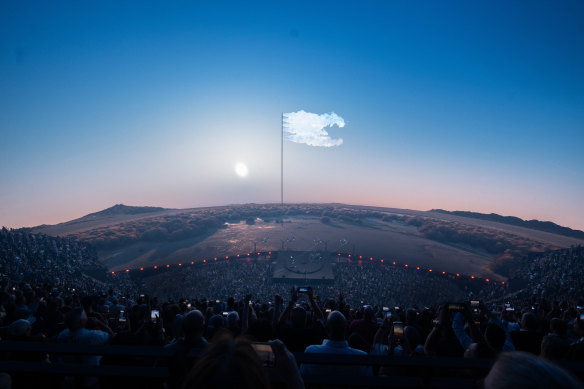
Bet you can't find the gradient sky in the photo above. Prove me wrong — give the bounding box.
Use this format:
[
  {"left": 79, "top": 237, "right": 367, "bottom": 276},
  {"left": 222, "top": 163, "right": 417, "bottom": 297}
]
[{"left": 1, "top": 1, "right": 583, "bottom": 230}]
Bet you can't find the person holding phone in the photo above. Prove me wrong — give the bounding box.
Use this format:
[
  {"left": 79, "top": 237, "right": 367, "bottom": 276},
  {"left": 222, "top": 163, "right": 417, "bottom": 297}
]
[
  {"left": 565, "top": 314, "right": 584, "bottom": 360},
  {"left": 181, "top": 333, "right": 304, "bottom": 389}
]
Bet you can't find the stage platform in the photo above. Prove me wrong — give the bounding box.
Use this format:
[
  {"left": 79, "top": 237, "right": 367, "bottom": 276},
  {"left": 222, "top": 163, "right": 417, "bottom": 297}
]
[{"left": 271, "top": 251, "right": 336, "bottom": 284}]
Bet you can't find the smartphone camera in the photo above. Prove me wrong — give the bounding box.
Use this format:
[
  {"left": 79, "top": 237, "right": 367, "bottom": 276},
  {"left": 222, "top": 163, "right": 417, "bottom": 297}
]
[
  {"left": 251, "top": 342, "right": 275, "bottom": 367},
  {"left": 393, "top": 321, "right": 404, "bottom": 343},
  {"left": 151, "top": 310, "right": 159, "bottom": 320},
  {"left": 448, "top": 303, "right": 465, "bottom": 312}
]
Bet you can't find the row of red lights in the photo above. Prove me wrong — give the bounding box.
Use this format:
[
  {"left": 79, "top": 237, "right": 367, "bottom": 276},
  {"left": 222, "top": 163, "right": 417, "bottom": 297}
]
[
  {"left": 110, "top": 251, "right": 504, "bottom": 285},
  {"left": 340, "top": 253, "right": 503, "bottom": 285},
  {"left": 112, "top": 251, "right": 272, "bottom": 275}
]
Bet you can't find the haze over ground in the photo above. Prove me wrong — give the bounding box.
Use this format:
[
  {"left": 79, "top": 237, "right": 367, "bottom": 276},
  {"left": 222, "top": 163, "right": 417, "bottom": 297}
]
[{"left": 1, "top": 1, "right": 583, "bottom": 230}]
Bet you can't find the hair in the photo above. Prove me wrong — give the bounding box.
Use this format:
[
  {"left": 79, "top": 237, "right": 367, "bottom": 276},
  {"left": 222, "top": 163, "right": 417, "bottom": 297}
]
[
  {"left": 521, "top": 312, "right": 538, "bottom": 331},
  {"left": 484, "top": 351, "right": 583, "bottom": 389},
  {"left": 182, "top": 310, "right": 205, "bottom": 339},
  {"left": 540, "top": 335, "right": 570, "bottom": 361},
  {"left": 550, "top": 318, "right": 568, "bottom": 336},
  {"left": 484, "top": 323, "right": 506, "bottom": 353},
  {"left": 64, "top": 307, "right": 86, "bottom": 331},
  {"left": 181, "top": 333, "right": 270, "bottom": 389},
  {"left": 348, "top": 332, "right": 369, "bottom": 353},
  {"left": 326, "top": 311, "right": 347, "bottom": 341}
]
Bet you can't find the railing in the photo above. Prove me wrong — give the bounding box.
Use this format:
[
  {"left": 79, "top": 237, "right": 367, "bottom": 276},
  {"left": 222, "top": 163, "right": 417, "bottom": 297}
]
[{"left": 1, "top": 341, "right": 583, "bottom": 388}]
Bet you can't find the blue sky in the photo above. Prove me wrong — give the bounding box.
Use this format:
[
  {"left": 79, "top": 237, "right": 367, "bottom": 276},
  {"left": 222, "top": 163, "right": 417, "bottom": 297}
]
[{"left": 1, "top": 1, "right": 583, "bottom": 230}]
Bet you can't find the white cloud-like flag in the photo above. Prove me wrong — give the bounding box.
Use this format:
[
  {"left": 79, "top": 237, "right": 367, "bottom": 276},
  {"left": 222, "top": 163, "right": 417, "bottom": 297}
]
[{"left": 283, "top": 110, "right": 345, "bottom": 147}]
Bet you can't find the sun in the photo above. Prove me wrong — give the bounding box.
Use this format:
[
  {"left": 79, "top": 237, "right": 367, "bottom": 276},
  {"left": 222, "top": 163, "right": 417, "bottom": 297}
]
[{"left": 234, "top": 162, "right": 248, "bottom": 177}]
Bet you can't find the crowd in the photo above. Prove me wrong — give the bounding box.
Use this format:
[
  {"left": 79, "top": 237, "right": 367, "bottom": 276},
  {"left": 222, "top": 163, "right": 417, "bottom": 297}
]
[
  {"left": 475, "top": 246, "right": 584, "bottom": 309},
  {"left": 135, "top": 258, "right": 468, "bottom": 309},
  {"left": 0, "top": 275, "right": 583, "bottom": 388},
  {"left": 0, "top": 228, "right": 583, "bottom": 388},
  {"left": 0, "top": 228, "right": 105, "bottom": 292}
]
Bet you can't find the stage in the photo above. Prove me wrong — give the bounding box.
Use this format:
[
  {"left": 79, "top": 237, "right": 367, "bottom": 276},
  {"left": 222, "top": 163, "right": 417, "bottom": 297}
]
[{"left": 271, "top": 251, "right": 336, "bottom": 285}]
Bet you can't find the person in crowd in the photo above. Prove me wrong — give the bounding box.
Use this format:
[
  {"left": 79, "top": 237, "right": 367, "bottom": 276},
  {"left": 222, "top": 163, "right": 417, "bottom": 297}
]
[
  {"left": 276, "top": 287, "right": 325, "bottom": 353},
  {"left": 565, "top": 315, "right": 584, "bottom": 361},
  {"left": 540, "top": 318, "right": 572, "bottom": 360},
  {"left": 452, "top": 303, "right": 514, "bottom": 358},
  {"left": 181, "top": 333, "right": 303, "bottom": 389},
  {"left": 483, "top": 351, "right": 583, "bottom": 389},
  {"left": 165, "top": 310, "right": 209, "bottom": 389},
  {"left": 511, "top": 311, "right": 543, "bottom": 355},
  {"left": 300, "top": 310, "right": 372, "bottom": 377},
  {"left": 348, "top": 305, "right": 378, "bottom": 351},
  {"left": 424, "top": 304, "right": 465, "bottom": 357}
]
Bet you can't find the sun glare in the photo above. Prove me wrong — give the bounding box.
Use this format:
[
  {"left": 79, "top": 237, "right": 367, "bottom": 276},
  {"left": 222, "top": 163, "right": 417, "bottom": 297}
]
[{"left": 234, "top": 162, "right": 248, "bottom": 177}]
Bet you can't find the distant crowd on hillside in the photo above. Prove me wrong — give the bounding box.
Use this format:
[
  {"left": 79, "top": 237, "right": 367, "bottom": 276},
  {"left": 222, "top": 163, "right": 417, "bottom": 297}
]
[
  {"left": 475, "top": 246, "right": 584, "bottom": 308},
  {"left": 0, "top": 228, "right": 105, "bottom": 292}
]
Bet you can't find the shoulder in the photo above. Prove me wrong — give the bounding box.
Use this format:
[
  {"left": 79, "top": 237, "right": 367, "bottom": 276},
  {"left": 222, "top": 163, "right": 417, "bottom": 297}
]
[
  {"left": 347, "top": 347, "right": 368, "bottom": 355},
  {"left": 304, "top": 344, "right": 324, "bottom": 353},
  {"left": 81, "top": 329, "right": 110, "bottom": 344},
  {"left": 57, "top": 329, "right": 71, "bottom": 341}
]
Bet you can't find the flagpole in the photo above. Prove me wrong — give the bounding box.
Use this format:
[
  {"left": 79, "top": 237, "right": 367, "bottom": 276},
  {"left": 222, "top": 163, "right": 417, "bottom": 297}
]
[{"left": 281, "top": 112, "right": 284, "bottom": 207}]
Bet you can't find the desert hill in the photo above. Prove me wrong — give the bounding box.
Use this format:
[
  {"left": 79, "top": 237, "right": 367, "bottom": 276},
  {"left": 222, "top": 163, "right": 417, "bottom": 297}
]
[
  {"left": 431, "top": 209, "right": 584, "bottom": 240},
  {"left": 29, "top": 203, "right": 584, "bottom": 279}
]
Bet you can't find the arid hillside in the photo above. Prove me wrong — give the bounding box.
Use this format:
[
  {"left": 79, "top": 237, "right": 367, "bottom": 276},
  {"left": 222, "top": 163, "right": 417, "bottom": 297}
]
[{"left": 30, "top": 204, "right": 584, "bottom": 279}]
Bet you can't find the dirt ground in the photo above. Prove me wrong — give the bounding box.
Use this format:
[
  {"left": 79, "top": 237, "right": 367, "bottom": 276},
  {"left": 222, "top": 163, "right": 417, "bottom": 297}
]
[{"left": 103, "top": 216, "right": 501, "bottom": 279}]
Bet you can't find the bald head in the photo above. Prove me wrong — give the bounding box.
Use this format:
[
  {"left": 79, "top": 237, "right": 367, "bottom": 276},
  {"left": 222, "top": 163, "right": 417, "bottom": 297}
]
[
  {"left": 326, "top": 311, "right": 347, "bottom": 341},
  {"left": 183, "top": 310, "right": 205, "bottom": 339}
]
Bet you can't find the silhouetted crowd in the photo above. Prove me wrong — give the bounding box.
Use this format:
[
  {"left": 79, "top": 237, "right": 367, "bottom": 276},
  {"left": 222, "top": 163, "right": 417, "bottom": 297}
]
[
  {"left": 0, "top": 228, "right": 583, "bottom": 388},
  {"left": 136, "top": 258, "right": 468, "bottom": 309},
  {"left": 476, "top": 246, "right": 584, "bottom": 308},
  {"left": 0, "top": 228, "right": 105, "bottom": 292}
]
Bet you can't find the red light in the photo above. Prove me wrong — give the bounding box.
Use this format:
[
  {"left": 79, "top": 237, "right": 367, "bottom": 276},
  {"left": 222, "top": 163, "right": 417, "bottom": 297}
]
[
  {"left": 348, "top": 254, "right": 351, "bottom": 258},
  {"left": 257, "top": 252, "right": 260, "bottom": 255},
  {"left": 442, "top": 271, "right": 446, "bottom": 275},
  {"left": 140, "top": 267, "right": 144, "bottom": 271},
  {"left": 268, "top": 251, "right": 271, "bottom": 255},
  {"left": 338, "top": 253, "right": 341, "bottom": 256},
  {"left": 486, "top": 278, "right": 490, "bottom": 282},
  {"left": 125, "top": 269, "right": 129, "bottom": 273},
  {"left": 203, "top": 259, "right": 207, "bottom": 263},
  {"left": 359, "top": 255, "right": 362, "bottom": 259},
  {"left": 416, "top": 266, "right": 420, "bottom": 270},
  {"left": 456, "top": 273, "right": 460, "bottom": 277},
  {"left": 154, "top": 266, "right": 158, "bottom": 269},
  {"left": 237, "top": 254, "right": 240, "bottom": 257},
  {"left": 178, "top": 263, "right": 182, "bottom": 266},
  {"left": 370, "top": 257, "right": 373, "bottom": 261},
  {"left": 225, "top": 256, "right": 229, "bottom": 259},
  {"left": 191, "top": 261, "right": 194, "bottom": 265},
  {"left": 358, "top": 260, "right": 362, "bottom": 265},
  {"left": 111, "top": 271, "right": 115, "bottom": 274},
  {"left": 214, "top": 258, "right": 217, "bottom": 261},
  {"left": 471, "top": 275, "right": 475, "bottom": 279},
  {"left": 380, "top": 259, "right": 384, "bottom": 263},
  {"left": 501, "top": 281, "right": 505, "bottom": 285},
  {"left": 429, "top": 269, "right": 432, "bottom": 272},
  {"left": 166, "top": 264, "right": 170, "bottom": 268},
  {"left": 405, "top": 264, "right": 408, "bottom": 268},
  {"left": 392, "top": 261, "right": 396, "bottom": 265},
  {"left": 247, "top": 253, "right": 250, "bottom": 256}
]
